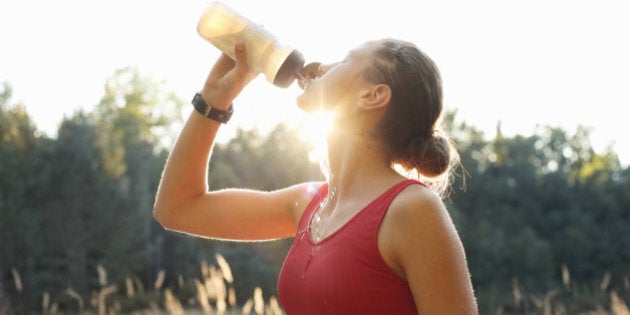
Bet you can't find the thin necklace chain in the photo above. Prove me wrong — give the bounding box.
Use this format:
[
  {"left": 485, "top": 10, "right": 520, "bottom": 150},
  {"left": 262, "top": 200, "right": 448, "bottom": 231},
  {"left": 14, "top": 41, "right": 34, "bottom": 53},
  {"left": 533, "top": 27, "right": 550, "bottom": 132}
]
[
  {"left": 311, "top": 201, "right": 328, "bottom": 242},
  {"left": 311, "top": 182, "right": 338, "bottom": 242},
  {"left": 311, "top": 198, "right": 338, "bottom": 243}
]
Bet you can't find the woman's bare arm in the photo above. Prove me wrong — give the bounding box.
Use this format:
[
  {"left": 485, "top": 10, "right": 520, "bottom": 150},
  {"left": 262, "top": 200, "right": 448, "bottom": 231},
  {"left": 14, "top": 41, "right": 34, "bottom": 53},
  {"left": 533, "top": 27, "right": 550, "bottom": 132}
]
[{"left": 153, "top": 43, "right": 318, "bottom": 240}]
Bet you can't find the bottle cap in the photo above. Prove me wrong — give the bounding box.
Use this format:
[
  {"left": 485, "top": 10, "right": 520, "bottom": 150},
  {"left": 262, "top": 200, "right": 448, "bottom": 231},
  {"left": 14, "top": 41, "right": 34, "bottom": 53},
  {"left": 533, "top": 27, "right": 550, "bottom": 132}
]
[{"left": 273, "top": 49, "right": 305, "bottom": 88}]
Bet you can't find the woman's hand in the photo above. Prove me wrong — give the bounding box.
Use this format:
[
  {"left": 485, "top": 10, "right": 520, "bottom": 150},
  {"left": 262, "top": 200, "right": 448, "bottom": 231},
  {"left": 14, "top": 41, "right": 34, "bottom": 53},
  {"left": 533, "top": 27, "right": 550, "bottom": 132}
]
[{"left": 201, "top": 42, "right": 257, "bottom": 110}]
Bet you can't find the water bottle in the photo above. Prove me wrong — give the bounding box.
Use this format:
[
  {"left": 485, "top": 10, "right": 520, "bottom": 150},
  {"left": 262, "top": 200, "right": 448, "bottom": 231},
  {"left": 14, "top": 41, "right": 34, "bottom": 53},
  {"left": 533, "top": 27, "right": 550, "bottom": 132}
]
[{"left": 197, "top": 1, "right": 305, "bottom": 88}]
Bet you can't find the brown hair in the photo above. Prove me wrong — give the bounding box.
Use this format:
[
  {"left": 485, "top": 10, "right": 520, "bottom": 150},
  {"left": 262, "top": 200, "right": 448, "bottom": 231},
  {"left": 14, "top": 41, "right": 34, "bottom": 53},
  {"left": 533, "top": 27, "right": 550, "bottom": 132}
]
[{"left": 363, "top": 39, "right": 459, "bottom": 194}]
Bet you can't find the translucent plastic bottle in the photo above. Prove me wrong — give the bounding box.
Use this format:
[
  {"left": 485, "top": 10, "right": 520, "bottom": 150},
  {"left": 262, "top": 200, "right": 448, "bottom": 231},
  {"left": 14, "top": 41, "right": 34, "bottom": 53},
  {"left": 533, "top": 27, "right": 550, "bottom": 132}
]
[{"left": 197, "top": 1, "right": 305, "bottom": 88}]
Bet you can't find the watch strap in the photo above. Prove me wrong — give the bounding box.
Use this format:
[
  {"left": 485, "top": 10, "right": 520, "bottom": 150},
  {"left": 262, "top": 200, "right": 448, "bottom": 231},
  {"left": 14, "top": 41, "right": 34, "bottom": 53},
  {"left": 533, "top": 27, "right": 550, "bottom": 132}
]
[{"left": 192, "top": 92, "right": 234, "bottom": 124}]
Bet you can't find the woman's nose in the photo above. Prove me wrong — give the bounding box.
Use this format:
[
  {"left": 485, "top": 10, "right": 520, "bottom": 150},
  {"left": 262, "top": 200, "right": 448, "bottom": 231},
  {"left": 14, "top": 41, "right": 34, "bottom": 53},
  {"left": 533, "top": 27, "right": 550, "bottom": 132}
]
[{"left": 318, "top": 63, "right": 334, "bottom": 76}]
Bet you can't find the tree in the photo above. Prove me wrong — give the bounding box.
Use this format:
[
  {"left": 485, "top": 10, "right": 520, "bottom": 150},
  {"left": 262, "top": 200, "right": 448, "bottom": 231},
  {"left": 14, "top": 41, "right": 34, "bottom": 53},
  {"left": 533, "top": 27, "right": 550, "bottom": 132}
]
[
  {"left": 91, "top": 67, "right": 184, "bottom": 283},
  {"left": 42, "top": 112, "right": 120, "bottom": 294},
  {"left": 0, "top": 82, "right": 52, "bottom": 312},
  {"left": 445, "top": 114, "right": 630, "bottom": 311}
]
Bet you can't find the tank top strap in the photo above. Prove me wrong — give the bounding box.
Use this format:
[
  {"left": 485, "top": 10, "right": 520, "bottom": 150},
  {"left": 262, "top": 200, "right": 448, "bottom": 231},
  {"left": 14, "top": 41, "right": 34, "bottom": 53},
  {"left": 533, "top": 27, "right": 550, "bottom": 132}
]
[
  {"left": 385, "top": 179, "right": 425, "bottom": 197},
  {"left": 359, "top": 179, "right": 426, "bottom": 237},
  {"left": 371, "top": 179, "right": 426, "bottom": 209}
]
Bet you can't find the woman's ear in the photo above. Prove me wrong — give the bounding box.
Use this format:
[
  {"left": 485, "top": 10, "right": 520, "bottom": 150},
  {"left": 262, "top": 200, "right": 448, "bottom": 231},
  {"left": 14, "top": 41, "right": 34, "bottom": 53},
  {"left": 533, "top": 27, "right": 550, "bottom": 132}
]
[{"left": 358, "top": 84, "right": 391, "bottom": 111}]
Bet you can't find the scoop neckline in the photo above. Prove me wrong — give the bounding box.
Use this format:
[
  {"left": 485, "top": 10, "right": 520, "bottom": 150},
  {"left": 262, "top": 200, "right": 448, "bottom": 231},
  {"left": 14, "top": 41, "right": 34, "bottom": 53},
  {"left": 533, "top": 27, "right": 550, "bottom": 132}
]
[{"left": 306, "top": 179, "right": 419, "bottom": 245}]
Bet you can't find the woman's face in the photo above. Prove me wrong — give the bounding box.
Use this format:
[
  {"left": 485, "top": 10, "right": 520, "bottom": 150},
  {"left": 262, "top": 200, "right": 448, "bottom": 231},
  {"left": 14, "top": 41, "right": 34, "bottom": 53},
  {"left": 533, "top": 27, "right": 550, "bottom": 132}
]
[{"left": 296, "top": 42, "right": 380, "bottom": 115}]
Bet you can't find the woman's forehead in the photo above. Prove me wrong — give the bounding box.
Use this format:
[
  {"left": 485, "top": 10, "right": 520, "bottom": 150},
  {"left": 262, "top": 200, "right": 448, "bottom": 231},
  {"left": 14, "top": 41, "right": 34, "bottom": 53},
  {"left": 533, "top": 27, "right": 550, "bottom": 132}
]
[{"left": 348, "top": 41, "right": 381, "bottom": 57}]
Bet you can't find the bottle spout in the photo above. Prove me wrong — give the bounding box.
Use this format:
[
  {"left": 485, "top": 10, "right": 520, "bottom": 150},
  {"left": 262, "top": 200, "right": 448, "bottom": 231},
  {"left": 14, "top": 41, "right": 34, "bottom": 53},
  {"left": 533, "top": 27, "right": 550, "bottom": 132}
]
[{"left": 297, "top": 62, "right": 322, "bottom": 90}]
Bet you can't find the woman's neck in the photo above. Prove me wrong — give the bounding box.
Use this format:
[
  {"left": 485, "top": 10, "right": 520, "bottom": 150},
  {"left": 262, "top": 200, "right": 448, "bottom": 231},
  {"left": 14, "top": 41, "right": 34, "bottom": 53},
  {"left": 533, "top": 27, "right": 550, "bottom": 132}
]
[{"left": 324, "top": 127, "right": 400, "bottom": 201}]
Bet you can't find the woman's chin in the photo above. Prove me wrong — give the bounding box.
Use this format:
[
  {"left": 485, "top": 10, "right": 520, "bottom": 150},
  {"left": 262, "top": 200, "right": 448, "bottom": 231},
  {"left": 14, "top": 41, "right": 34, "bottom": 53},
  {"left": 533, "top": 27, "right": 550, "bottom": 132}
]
[{"left": 296, "top": 94, "right": 320, "bottom": 113}]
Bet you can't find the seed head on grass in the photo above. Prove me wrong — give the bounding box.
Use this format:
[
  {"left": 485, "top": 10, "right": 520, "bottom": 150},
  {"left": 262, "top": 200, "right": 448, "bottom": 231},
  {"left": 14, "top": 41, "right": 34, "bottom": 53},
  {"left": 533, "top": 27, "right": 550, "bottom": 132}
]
[
  {"left": 215, "top": 253, "right": 234, "bottom": 284},
  {"left": 164, "top": 288, "right": 184, "bottom": 315},
  {"left": 155, "top": 269, "right": 166, "bottom": 291},
  {"left": 611, "top": 291, "right": 630, "bottom": 315},
  {"left": 195, "top": 279, "right": 213, "bottom": 314}
]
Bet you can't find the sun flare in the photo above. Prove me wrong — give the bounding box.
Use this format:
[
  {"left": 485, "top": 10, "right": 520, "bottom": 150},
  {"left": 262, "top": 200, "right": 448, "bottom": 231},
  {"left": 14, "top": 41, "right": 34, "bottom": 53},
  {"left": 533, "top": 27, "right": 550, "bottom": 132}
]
[{"left": 298, "top": 110, "right": 334, "bottom": 164}]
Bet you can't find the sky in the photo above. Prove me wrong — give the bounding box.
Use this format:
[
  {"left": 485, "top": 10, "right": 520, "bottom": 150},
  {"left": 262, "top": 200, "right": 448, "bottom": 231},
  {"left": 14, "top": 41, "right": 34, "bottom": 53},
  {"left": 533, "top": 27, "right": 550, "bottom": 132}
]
[{"left": 1, "top": 0, "right": 629, "bottom": 166}]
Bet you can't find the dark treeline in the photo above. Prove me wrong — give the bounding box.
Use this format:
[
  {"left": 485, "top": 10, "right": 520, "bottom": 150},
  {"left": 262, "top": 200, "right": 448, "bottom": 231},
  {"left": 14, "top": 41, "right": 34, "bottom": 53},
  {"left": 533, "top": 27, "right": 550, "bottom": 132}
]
[{"left": 1, "top": 69, "right": 629, "bottom": 314}]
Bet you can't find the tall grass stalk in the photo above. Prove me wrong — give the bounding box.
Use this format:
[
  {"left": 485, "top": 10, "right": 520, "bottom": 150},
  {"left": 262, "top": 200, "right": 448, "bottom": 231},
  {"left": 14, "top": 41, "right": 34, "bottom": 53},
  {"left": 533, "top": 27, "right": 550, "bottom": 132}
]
[
  {"left": 611, "top": 291, "right": 630, "bottom": 315},
  {"left": 155, "top": 269, "right": 166, "bottom": 291},
  {"left": 164, "top": 288, "right": 184, "bottom": 315},
  {"left": 10, "top": 268, "right": 22, "bottom": 292},
  {"left": 97, "top": 284, "right": 117, "bottom": 315},
  {"left": 125, "top": 277, "right": 135, "bottom": 298},
  {"left": 64, "top": 287, "right": 84, "bottom": 311},
  {"left": 562, "top": 264, "right": 571, "bottom": 291}
]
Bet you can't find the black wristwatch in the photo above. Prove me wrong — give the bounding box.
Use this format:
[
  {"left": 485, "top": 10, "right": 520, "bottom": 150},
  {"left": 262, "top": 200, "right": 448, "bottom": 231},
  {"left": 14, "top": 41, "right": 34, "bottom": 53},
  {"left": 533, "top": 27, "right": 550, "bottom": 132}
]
[{"left": 191, "top": 92, "right": 234, "bottom": 124}]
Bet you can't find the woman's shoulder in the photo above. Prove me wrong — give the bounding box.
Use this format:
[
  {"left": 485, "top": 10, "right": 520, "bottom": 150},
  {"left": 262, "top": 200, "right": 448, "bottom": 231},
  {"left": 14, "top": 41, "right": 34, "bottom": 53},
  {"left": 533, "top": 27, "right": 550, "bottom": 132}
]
[
  {"left": 385, "top": 182, "right": 453, "bottom": 237},
  {"left": 284, "top": 181, "right": 327, "bottom": 223},
  {"left": 378, "top": 180, "right": 459, "bottom": 279},
  {"left": 392, "top": 181, "right": 443, "bottom": 212}
]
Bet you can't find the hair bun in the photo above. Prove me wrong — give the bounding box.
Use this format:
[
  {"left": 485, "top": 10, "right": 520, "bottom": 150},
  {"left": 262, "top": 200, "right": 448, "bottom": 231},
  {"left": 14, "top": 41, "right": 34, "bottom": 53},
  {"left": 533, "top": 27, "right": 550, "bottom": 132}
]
[{"left": 398, "top": 131, "right": 452, "bottom": 178}]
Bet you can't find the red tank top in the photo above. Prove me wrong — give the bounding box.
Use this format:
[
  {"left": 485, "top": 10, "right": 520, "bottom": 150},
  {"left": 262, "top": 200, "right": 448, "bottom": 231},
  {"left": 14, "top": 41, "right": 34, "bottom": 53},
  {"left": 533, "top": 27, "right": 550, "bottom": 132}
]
[{"left": 277, "top": 180, "right": 421, "bottom": 314}]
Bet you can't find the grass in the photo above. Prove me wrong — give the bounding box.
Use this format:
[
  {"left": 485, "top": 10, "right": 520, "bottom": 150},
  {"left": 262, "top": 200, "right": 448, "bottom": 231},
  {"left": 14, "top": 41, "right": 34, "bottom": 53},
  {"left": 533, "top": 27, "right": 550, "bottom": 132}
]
[
  {"left": 4, "top": 253, "right": 283, "bottom": 315},
  {"left": 481, "top": 269, "right": 630, "bottom": 315},
  {"left": 3, "top": 256, "right": 630, "bottom": 314}
]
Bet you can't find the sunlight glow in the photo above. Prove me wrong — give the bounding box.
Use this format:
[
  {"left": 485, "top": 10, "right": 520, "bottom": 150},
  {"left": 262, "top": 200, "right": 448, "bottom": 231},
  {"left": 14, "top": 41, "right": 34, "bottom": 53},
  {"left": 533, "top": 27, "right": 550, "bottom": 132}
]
[
  {"left": 393, "top": 163, "right": 420, "bottom": 180},
  {"left": 1, "top": 0, "right": 628, "bottom": 166},
  {"left": 298, "top": 110, "right": 333, "bottom": 164}
]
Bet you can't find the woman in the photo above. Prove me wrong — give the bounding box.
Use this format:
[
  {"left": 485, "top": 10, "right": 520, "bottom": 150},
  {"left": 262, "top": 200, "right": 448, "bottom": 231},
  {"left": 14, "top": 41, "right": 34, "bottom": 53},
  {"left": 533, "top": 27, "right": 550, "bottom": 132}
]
[{"left": 154, "top": 38, "right": 478, "bottom": 314}]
